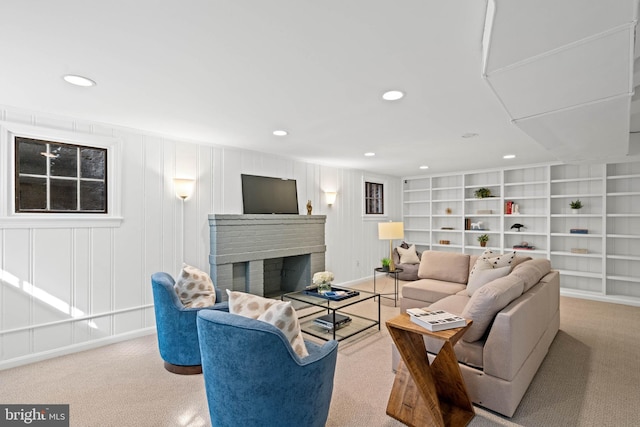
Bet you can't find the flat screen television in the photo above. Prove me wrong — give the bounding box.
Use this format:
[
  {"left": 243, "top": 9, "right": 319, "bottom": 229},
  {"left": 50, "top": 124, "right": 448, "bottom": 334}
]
[{"left": 241, "top": 174, "right": 299, "bottom": 214}]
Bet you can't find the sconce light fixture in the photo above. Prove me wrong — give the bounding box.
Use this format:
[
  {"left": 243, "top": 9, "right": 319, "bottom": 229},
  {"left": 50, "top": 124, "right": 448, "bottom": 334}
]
[
  {"left": 325, "top": 191, "right": 337, "bottom": 206},
  {"left": 174, "top": 178, "right": 195, "bottom": 200}
]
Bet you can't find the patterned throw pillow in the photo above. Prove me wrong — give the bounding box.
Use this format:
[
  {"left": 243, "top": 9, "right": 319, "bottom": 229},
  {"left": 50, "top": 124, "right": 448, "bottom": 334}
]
[
  {"left": 397, "top": 244, "right": 420, "bottom": 264},
  {"left": 226, "top": 290, "right": 309, "bottom": 358},
  {"left": 174, "top": 263, "right": 217, "bottom": 308},
  {"left": 467, "top": 250, "right": 516, "bottom": 293}
]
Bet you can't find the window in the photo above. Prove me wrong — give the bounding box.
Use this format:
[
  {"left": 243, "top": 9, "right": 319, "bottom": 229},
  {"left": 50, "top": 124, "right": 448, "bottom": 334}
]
[
  {"left": 365, "top": 181, "right": 384, "bottom": 215},
  {"left": 1, "top": 121, "right": 122, "bottom": 228},
  {"left": 15, "top": 137, "right": 107, "bottom": 213}
]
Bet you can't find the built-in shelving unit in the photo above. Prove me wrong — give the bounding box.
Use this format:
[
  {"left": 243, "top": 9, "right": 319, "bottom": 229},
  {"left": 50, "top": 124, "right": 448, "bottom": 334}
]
[{"left": 402, "top": 161, "right": 640, "bottom": 307}]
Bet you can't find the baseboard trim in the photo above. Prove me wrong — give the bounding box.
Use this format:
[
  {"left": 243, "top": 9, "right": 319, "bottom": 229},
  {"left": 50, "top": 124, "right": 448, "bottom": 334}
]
[{"left": 0, "top": 327, "right": 157, "bottom": 371}]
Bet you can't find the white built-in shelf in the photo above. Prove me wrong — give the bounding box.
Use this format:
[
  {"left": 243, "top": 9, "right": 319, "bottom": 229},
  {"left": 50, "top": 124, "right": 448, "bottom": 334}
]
[
  {"left": 551, "top": 233, "right": 603, "bottom": 238},
  {"left": 607, "top": 275, "right": 640, "bottom": 283},
  {"left": 504, "top": 231, "right": 547, "bottom": 236},
  {"left": 551, "top": 214, "right": 602, "bottom": 218},
  {"left": 431, "top": 243, "right": 462, "bottom": 249},
  {"left": 550, "top": 193, "right": 602, "bottom": 199},
  {"left": 551, "top": 177, "right": 602, "bottom": 183},
  {"left": 504, "top": 180, "right": 547, "bottom": 186},
  {"left": 558, "top": 270, "right": 602, "bottom": 279},
  {"left": 550, "top": 251, "right": 602, "bottom": 258},
  {"left": 401, "top": 161, "right": 640, "bottom": 307},
  {"left": 607, "top": 254, "right": 640, "bottom": 261}
]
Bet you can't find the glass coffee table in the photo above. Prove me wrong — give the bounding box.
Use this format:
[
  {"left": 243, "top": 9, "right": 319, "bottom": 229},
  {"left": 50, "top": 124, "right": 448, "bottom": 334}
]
[{"left": 282, "top": 286, "right": 380, "bottom": 341}]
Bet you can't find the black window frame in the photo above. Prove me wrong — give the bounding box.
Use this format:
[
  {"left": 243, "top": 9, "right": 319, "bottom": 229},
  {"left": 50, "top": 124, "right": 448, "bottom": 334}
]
[
  {"left": 364, "top": 181, "right": 384, "bottom": 215},
  {"left": 14, "top": 136, "right": 108, "bottom": 214}
]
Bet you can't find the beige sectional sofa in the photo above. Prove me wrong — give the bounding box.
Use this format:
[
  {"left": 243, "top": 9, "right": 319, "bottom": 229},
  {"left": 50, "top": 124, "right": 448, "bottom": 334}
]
[{"left": 392, "top": 250, "right": 560, "bottom": 417}]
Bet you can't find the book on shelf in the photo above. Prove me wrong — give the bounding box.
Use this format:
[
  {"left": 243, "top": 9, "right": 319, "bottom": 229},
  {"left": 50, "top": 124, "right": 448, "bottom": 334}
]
[
  {"left": 570, "top": 228, "right": 588, "bottom": 234},
  {"left": 406, "top": 308, "right": 466, "bottom": 332}
]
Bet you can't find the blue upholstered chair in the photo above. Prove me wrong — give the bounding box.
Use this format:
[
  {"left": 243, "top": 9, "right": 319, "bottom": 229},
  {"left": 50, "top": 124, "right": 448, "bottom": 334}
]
[
  {"left": 197, "top": 310, "right": 339, "bottom": 427},
  {"left": 151, "top": 272, "right": 228, "bottom": 374}
]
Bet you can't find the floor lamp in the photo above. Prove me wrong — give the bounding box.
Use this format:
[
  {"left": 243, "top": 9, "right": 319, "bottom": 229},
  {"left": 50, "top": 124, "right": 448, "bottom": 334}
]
[{"left": 378, "top": 222, "right": 404, "bottom": 272}]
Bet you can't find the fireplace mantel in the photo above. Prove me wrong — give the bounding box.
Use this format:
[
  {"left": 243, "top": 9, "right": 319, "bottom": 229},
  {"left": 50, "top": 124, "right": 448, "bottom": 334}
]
[{"left": 208, "top": 214, "right": 326, "bottom": 298}]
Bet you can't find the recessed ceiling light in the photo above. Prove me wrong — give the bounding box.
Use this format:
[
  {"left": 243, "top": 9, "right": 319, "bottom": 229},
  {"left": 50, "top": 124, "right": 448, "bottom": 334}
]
[
  {"left": 364, "top": 152, "right": 376, "bottom": 157},
  {"left": 461, "top": 133, "right": 479, "bottom": 138},
  {"left": 382, "top": 90, "right": 404, "bottom": 101},
  {"left": 63, "top": 74, "right": 96, "bottom": 87},
  {"left": 273, "top": 130, "right": 288, "bottom": 136},
  {"left": 419, "top": 165, "right": 429, "bottom": 170},
  {"left": 503, "top": 154, "right": 516, "bottom": 159}
]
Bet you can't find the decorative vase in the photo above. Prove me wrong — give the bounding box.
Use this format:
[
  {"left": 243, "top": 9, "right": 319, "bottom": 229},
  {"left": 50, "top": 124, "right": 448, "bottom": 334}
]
[{"left": 317, "top": 282, "right": 331, "bottom": 294}]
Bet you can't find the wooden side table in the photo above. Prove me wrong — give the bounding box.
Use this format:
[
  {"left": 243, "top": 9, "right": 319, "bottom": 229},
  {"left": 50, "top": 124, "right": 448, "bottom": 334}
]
[{"left": 385, "top": 314, "right": 474, "bottom": 427}]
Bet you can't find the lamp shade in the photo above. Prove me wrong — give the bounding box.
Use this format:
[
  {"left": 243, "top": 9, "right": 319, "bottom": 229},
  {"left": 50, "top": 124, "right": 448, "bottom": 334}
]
[
  {"left": 325, "top": 192, "right": 337, "bottom": 205},
  {"left": 378, "top": 222, "right": 404, "bottom": 240},
  {"left": 174, "top": 178, "right": 195, "bottom": 200}
]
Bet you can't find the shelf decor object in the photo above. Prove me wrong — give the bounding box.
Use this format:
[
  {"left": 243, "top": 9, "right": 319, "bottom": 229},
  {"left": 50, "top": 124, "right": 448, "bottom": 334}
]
[
  {"left": 570, "top": 199, "right": 583, "bottom": 213},
  {"left": 474, "top": 187, "right": 492, "bottom": 198},
  {"left": 378, "top": 222, "right": 404, "bottom": 272}
]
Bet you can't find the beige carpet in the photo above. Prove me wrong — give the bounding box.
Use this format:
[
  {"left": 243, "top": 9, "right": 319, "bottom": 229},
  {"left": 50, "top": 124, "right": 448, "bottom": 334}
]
[{"left": 1, "top": 278, "right": 639, "bottom": 426}]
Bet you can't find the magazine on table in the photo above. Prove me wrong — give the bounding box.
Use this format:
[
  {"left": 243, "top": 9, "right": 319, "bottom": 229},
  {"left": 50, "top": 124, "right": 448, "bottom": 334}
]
[{"left": 406, "top": 308, "right": 466, "bottom": 331}]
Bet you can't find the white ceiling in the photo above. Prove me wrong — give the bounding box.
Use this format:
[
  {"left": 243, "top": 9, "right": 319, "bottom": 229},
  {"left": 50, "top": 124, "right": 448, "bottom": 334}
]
[{"left": 1, "top": 0, "right": 638, "bottom": 177}]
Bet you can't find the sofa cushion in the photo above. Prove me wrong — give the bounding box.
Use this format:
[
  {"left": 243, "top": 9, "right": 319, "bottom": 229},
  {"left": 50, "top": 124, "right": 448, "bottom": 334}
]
[
  {"left": 418, "top": 251, "right": 470, "bottom": 284},
  {"left": 402, "top": 279, "right": 467, "bottom": 305},
  {"left": 226, "top": 290, "right": 308, "bottom": 357},
  {"left": 466, "top": 263, "right": 511, "bottom": 296},
  {"left": 174, "top": 263, "right": 217, "bottom": 308},
  {"left": 511, "top": 258, "right": 552, "bottom": 292},
  {"left": 397, "top": 244, "right": 420, "bottom": 264},
  {"left": 461, "top": 275, "right": 525, "bottom": 342}
]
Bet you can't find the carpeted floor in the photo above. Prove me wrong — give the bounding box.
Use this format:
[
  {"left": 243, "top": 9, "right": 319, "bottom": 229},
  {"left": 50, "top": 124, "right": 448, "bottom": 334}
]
[{"left": 1, "top": 278, "right": 639, "bottom": 426}]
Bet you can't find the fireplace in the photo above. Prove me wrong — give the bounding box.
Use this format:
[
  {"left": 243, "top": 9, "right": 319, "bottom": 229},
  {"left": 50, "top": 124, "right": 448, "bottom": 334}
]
[{"left": 208, "top": 214, "right": 326, "bottom": 299}]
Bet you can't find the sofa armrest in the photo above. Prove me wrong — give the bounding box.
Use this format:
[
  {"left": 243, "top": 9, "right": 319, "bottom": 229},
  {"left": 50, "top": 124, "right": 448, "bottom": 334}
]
[{"left": 482, "top": 271, "right": 559, "bottom": 381}]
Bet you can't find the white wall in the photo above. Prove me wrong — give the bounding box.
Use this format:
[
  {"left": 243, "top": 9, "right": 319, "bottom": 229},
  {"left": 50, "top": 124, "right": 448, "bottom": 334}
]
[{"left": 0, "top": 105, "right": 401, "bottom": 368}]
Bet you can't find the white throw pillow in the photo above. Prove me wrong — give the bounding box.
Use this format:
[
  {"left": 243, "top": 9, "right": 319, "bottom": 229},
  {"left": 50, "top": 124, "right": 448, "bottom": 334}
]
[
  {"left": 397, "top": 244, "right": 420, "bottom": 264},
  {"left": 226, "top": 290, "right": 309, "bottom": 358},
  {"left": 174, "top": 263, "right": 217, "bottom": 308}
]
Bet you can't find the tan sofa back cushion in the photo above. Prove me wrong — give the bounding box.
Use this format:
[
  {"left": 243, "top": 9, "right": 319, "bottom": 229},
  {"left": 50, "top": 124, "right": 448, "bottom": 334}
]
[
  {"left": 461, "top": 274, "right": 525, "bottom": 342},
  {"left": 511, "top": 258, "right": 551, "bottom": 292},
  {"left": 418, "top": 251, "right": 471, "bottom": 284}
]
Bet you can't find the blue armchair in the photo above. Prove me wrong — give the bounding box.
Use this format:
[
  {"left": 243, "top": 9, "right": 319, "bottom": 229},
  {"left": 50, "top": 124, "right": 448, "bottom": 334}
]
[
  {"left": 197, "top": 310, "right": 338, "bottom": 427},
  {"left": 151, "top": 272, "right": 228, "bottom": 374}
]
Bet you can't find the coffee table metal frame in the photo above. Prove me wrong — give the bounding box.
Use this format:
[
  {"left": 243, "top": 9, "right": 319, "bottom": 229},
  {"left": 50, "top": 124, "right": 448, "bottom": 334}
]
[{"left": 282, "top": 286, "right": 380, "bottom": 341}]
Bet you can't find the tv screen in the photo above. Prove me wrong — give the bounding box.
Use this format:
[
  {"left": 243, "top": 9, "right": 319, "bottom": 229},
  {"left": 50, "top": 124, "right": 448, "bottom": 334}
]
[{"left": 241, "top": 174, "right": 299, "bottom": 214}]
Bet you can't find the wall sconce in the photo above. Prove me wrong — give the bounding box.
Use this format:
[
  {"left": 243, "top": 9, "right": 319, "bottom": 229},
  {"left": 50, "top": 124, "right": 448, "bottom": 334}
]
[
  {"left": 174, "top": 178, "right": 195, "bottom": 200},
  {"left": 325, "top": 191, "right": 337, "bottom": 206}
]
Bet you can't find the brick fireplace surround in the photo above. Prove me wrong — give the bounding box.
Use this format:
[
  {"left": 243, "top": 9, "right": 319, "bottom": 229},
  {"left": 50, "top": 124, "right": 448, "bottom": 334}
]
[{"left": 208, "top": 214, "right": 326, "bottom": 299}]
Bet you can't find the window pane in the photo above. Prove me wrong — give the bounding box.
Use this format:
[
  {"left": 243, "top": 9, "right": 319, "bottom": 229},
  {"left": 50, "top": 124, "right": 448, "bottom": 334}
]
[
  {"left": 80, "top": 148, "right": 106, "bottom": 179},
  {"left": 50, "top": 179, "right": 77, "bottom": 210},
  {"left": 18, "top": 176, "right": 47, "bottom": 210},
  {"left": 17, "top": 138, "right": 47, "bottom": 175},
  {"left": 50, "top": 144, "right": 77, "bottom": 177},
  {"left": 80, "top": 181, "right": 106, "bottom": 211}
]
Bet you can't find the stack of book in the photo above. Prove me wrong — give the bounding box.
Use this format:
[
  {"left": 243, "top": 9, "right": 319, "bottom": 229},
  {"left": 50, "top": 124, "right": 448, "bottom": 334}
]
[
  {"left": 314, "top": 313, "right": 352, "bottom": 331},
  {"left": 406, "top": 308, "right": 466, "bottom": 332}
]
